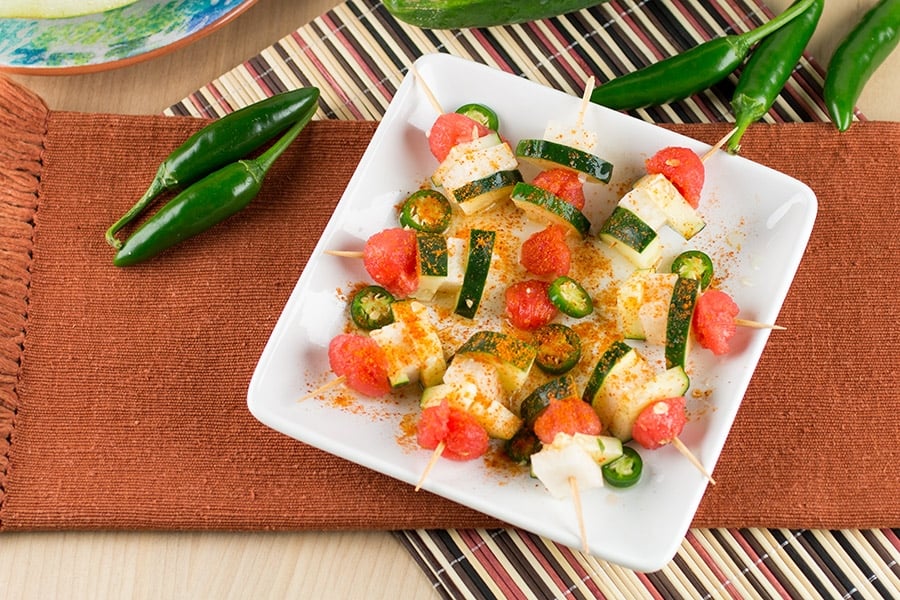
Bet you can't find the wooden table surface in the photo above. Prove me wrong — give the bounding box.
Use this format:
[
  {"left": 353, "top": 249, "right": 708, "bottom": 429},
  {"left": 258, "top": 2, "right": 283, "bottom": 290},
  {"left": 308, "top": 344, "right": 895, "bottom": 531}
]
[{"left": 2, "top": 1, "right": 897, "bottom": 597}]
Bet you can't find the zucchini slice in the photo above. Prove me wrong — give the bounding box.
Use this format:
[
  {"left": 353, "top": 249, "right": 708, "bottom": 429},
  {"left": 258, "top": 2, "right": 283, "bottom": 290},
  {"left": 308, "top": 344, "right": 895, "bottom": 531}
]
[
  {"left": 598, "top": 206, "right": 662, "bottom": 269},
  {"left": 454, "top": 229, "right": 495, "bottom": 319},
  {"left": 412, "top": 236, "right": 466, "bottom": 302},
  {"left": 519, "top": 374, "right": 579, "bottom": 426},
  {"left": 510, "top": 182, "right": 591, "bottom": 237},
  {"left": 515, "top": 138, "right": 613, "bottom": 183},
  {"left": 454, "top": 330, "right": 537, "bottom": 394},
  {"left": 448, "top": 169, "right": 522, "bottom": 215},
  {"left": 665, "top": 277, "right": 701, "bottom": 370}
]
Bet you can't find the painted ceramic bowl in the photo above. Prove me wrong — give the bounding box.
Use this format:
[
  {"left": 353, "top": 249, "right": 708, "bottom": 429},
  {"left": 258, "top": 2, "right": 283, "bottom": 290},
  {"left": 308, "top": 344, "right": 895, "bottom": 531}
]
[{"left": 0, "top": 0, "right": 258, "bottom": 74}]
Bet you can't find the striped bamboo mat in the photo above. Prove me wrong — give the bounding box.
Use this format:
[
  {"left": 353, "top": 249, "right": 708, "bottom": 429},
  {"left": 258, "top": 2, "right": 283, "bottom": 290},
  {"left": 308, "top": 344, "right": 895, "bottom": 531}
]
[{"left": 168, "top": 1, "right": 899, "bottom": 597}]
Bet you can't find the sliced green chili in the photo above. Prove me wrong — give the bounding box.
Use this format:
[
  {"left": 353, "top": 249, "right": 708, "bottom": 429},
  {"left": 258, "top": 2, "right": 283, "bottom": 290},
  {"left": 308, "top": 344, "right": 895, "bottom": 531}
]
[
  {"left": 106, "top": 87, "right": 321, "bottom": 249},
  {"left": 504, "top": 426, "right": 542, "bottom": 465},
  {"left": 532, "top": 323, "right": 582, "bottom": 375},
  {"left": 350, "top": 285, "right": 396, "bottom": 330},
  {"left": 727, "top": 0, "right": 823, "bottom": 152},
  {"left": 589, "top": 0, "right": 816, "bottom": 110},
  {"left": 670, "top": 250, "right": 715, "bottom": 291},
  {"left": 399, "top": 189, "right": 453, "bottom": 233},
  {"left": 824, "top": 0, "right": 900, "bottom": 132},
  {"left": 548, "top": 276, "right": 593, "bottom": 318},
  {"left": 113, "top": 101, "right": 317, "bottom": 267},
  {"left": 602, "top": 446, "right": 643, "bottom": 488},
  {"left": 455, "top": 103, "right": 500, "bottom": 131}
]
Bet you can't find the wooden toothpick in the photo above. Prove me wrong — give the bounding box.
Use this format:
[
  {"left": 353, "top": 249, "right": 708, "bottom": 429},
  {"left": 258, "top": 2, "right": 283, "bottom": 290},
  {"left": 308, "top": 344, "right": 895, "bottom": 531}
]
[
  {"left": 410, "top": 65, "right": 444, "bottom": 115},
  {"left": 576, "top": 76, "right": 595, "bottom": 130},
  {"left": 735, "top": 318, "right": 786, "bottom": 331},
  {"left": 700, "top": 126, "right": 739, "bottom": 163},
  {"left": 568, "top": 476, "right": 589, "bottom": 554},
  {"left": 671, "top": 437, "right": 716, "bottom": 485},
  {"left": 415, "top": 441, "right": 445, "bottom": 491},
  {"left": 325, "top": 249, "right": 364, "bottom": 258},
  {"left": 298, "top": 376, "right": 346, "bottom": 402}
]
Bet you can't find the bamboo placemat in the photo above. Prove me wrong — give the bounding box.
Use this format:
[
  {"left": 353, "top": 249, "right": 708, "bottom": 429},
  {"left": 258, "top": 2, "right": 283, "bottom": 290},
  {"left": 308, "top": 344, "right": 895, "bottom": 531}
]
[{"left": 166, "top": 0, "right": 899, "bottom": 597}]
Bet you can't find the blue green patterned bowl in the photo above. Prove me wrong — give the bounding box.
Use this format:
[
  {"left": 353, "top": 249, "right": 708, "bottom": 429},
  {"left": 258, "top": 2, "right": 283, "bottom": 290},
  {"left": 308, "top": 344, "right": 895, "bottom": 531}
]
[{"left": 0, "top": 0, "right": 257, "bottom": 74}]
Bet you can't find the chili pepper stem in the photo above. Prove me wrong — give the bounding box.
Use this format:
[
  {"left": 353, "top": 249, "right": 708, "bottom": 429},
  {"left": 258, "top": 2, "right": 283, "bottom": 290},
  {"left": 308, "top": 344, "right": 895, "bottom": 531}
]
[
  {"left": 736, "top": 0, "right": 816, "bottom": 49},
  {"left": 104, "top": 175, "right": 168, "bottom": 249},
  {"left": 245, "top": 108, "right": 316, "bottom": 181}
]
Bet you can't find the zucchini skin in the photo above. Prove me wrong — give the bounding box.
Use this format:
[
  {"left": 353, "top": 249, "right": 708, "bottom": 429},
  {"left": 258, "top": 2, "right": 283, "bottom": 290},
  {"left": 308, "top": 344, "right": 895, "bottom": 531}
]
[{"left": 384, "top": 0, "right": 608, "bottom": 29}]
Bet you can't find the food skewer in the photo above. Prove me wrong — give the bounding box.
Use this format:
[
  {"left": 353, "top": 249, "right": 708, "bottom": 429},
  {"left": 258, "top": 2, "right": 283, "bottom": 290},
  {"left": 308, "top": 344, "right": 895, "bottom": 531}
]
[
  {"left": 415, "top": 441, "right": 445, "bottom": 491},
  {"left": 700, "top": 126, "right": 739, "bottom": 163},
  {"left": 325, "top": 249, "right": 364, "bottom": 258},
  {"left": 568, "top": 476, "right": 590, "bottom": 554},
  {"left": 734, "top": 318, "right": 786, "bottom": 330},
  {"left": 410, "top": 65, "right": 445, "bottom": 115},
  {"left": 297, "top": 375, "right": 347, "bottom": 402},
  {"left": 670, "top": 438, "right": 716, "bottom": 484}
]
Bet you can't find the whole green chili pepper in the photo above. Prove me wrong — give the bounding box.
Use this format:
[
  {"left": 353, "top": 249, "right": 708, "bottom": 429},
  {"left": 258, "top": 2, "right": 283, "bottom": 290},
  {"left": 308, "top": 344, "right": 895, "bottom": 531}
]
[
  {"left": 105, "top": 87, "right": 320, "bottom": 249},
  {"left": 113, "top": 101, "right": 317, "bottom": 267},
  {"left": 727, "top": 0, "right": 823, "bottom": 153},
  {"left": 589, "top": 0, "right": 816, "bottom": 110},
  {"left": 824, "top": 0, "right": 900, "bottom": 132}
]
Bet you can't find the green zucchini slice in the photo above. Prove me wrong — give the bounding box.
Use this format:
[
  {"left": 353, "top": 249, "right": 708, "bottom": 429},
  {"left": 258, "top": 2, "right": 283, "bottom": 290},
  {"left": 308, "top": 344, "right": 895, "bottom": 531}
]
[
  {"left": 598, "top": 206, "right": 662, "bottom": 269},
  {"left": 449, "top": 169, "right": 522, "bottom": 215},
  {"left": 665, "top": 277, "right": 701, "bottom": 370},
  {"left": 454, "top": 229, "right": 496, "bottom": 319},
  {"left": 515, "top": 138, "right": 613, "bottom": 183},
  {"left": 510, "top": 182, "right": 591, "bottom": 237},
  {"left": 454, "top": 330, "right": 537, "bottom": 394}
]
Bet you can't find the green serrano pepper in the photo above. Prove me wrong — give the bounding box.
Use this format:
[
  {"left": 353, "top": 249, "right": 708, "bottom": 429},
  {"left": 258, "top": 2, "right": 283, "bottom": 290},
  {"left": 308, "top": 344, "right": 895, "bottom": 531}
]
[
  {"left": 824, "top": 0, "right": 900, "bottom": 132},
  {"left": 590, "top": 0, "right": 816, "bottom": 110},
  {"left": 113, "top": 101, "right": 317, "bottom": 267},
  {"left": 106, "top": 87, "right": 320, "bottom": 249},
  {"left": 727, "top": 0, "right": 823, "bottom": 153}
]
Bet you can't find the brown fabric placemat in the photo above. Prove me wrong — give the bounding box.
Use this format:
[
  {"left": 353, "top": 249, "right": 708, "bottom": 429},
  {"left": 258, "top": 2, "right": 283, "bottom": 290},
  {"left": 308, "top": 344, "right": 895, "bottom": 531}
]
[{"left": 0, "top": 77, "right": 897, "bottom": 531}]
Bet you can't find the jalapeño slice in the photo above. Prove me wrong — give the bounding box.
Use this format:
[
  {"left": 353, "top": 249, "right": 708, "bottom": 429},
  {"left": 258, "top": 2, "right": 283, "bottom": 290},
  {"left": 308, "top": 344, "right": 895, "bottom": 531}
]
[
  {"left": 350, "top": 285, "right": 395, "bottom": 330},
  {"left": 601, "top": 445, "right": 643, "bottom": 488},
  {"left": 532, "top": 323, "right": 582, "bottom": 375},
  {"left": 399, "top": 189, "right": 453, "bottom": 233},
  {"left": 548, "top": 276, "right": 593, "bottom": 318},
  {"left": 670, "top": 250, "right": 714, "bottom": 290},
  {"left": 455, "top": 102, "right": 500, "bottom": 131}
]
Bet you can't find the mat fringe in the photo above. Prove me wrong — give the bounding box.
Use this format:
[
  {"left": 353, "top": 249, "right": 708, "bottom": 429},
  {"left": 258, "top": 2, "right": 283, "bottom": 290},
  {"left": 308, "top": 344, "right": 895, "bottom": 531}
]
[{"left": 0, "top": 75, "right": 47, "bottom": 517}]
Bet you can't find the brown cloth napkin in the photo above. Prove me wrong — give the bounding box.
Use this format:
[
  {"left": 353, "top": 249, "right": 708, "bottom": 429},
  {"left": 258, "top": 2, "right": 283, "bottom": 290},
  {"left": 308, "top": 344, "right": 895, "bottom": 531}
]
[{"left": 0, "top": 76, "right": 897, "bottom": 532}]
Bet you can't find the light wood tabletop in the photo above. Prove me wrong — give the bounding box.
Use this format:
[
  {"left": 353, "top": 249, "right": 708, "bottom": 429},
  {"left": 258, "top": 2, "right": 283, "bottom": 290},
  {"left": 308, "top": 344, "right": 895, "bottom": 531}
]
[{"left": 1, "top": 1, "right": 897, "bottom": 598}]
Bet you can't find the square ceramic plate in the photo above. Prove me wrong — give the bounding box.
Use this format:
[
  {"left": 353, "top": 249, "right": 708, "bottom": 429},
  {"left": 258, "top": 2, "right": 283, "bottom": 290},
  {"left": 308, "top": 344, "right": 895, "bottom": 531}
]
[{"left": 247, "top": 53, "right": 817, "bottom": 572}]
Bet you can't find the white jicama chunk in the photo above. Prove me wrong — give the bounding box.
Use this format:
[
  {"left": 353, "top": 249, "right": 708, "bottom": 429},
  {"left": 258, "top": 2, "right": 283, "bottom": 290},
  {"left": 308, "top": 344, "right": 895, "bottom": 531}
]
[
  {"left": 633, "top": 173, "right": 705, "bottom": 239},
  {"left": 443, "top": 355, "right": 507, "bottom": 408},
  {"left": 431, "top": 132, "right": 501, "bottom": 187},
  {"left": 531, "top": 435, "right": 604, "bottom": 499},
  {"left": 433, "top": 142, "right": 518, "bottom": 192},
  {"left": 570, "top": 433, "right": 623, "bottom": 466},
  {"left": 617, "top": 271, "right": 677, "bottom": 341},
  {"left": 617, "top": 188, "right": 668, "bottom": 231},
  {"left": 543, "top": 120, "right": 599, "bottom": 155},
  {"left": 370, "top": 301, "right": 446, "bottom": 388}
]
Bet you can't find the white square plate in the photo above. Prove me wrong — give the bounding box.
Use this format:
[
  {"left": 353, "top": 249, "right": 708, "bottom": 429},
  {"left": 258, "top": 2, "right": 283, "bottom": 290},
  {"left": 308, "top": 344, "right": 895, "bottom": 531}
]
[{"left": 247, "top": 53, "right": 817, "bottom": 572}]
